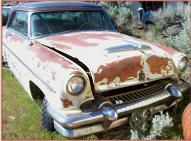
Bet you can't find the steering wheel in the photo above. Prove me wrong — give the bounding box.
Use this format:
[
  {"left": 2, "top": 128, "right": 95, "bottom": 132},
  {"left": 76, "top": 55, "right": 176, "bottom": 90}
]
[{"left": 79, "top": 22, "right": 98, "bottom": 30}]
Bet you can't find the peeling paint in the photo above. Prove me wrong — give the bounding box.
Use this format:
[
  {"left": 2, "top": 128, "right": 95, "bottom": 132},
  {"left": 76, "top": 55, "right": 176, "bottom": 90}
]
[
  {"left": 94, "top": 56, "right": 143, "bottom": 84},
  {"left": 32, "top": 42, "right": 73, "bottom": 69},
  {"left": 146, "top": 55, "right": 170, "bottom": 74},
  {"left": 62, "top": 99, "right": 73, "bottom": 108}
]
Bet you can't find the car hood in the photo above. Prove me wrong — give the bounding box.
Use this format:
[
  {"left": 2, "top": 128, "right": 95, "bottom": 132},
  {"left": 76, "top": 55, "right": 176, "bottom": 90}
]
[{"left": 37, "top": 31, "right": 177, "bottom": 92}]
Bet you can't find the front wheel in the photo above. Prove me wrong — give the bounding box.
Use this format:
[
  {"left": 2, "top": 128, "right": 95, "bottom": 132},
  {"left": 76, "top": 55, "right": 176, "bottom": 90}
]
[{"left": 41, "top": 98, "right": 54, "bottom": 131}]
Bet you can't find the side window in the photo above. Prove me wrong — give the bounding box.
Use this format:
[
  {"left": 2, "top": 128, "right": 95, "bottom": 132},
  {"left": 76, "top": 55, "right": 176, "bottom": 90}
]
[
  {"left": 2, "top": 8, "right": 11, "bottom": 26},
  {"left": 8, "top": 11, "right": 28, "bottom": 37}
]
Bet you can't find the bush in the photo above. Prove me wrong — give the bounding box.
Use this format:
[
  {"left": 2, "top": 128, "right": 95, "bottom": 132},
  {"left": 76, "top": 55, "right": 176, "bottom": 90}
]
[
  {"left": 97, "top": 2, "right": 190, "bottom": 55},
  {"left": 97, "top": 2, "right": 133, "bottom": 32},
  {"left": 150, "top": 3, "right": 190, "bottom": 54},
  {"left": 130, "top": 112, "right": 173, "bottom": 140}
]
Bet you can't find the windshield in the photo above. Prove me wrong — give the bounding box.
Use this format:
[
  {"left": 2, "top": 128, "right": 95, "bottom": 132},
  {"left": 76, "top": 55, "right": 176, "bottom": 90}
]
[{"left": 31, "top": 10, "right": 116, "bottom": 37}]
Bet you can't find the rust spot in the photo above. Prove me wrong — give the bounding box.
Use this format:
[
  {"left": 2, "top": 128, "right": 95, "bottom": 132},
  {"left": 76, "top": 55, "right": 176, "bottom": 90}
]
[
  {"left": 62, "top": 99, "right": 73, "bottom": 108},
  {"left": 51, "top": 71, "right": 56, "bottom": 81},
  {"left": 147, "top": 55, "right": 169, "bottom": 74},
  {"left": 94, "top": 56, "right": 143, "bottom": 84}
]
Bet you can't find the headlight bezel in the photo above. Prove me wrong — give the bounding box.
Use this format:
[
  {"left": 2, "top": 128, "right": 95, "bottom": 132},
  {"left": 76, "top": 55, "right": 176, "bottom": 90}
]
[
  {"left": 177, "top": 56, "right": 188, "bottom": 72},
  {"left": 66, "top": 75, "right": 86, "bottom": 96},
  {"left": 172, "top": 53, "right": 188, "bottom": 73}
]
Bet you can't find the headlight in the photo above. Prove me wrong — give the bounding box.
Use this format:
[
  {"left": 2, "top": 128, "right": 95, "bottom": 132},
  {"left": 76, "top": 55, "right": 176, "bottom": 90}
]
[
  {"left": 66, "top": 76, "right": 86, "bottom": 95},
  {"left": 178, "top": 57, "right": 188, "bottom": 72}
]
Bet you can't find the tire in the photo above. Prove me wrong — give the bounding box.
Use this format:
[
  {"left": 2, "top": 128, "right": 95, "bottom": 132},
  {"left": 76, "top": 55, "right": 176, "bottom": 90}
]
[
  {"left": 2, "top": 56, "right": 8, "bottom": 68},
  {"left": 41, "top": 98, "right": 54, "bottom": 131}
]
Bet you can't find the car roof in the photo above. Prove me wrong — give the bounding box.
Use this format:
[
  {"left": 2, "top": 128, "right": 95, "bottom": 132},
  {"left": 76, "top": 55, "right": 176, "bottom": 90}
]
[{"left": 15, "top": 1, "right": 100, "bottom": 9}]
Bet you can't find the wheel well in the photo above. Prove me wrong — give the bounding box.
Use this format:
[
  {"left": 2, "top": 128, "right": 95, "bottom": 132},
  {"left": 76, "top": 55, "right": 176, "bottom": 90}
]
[{"left": 29, "top": 81, "right": 44, "bottom": 102}]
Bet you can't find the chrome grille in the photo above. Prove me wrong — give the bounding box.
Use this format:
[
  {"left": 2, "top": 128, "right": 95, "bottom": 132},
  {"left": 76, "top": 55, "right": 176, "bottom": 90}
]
[{"left": 104, "top": 84, "right": 165, "bottom": 105}]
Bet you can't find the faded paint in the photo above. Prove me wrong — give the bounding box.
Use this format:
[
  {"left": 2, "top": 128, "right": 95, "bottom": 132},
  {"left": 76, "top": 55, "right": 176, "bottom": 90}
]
[
  {"left": 4, "top": 30, "right": 179, "bottom": 93},
  {"left": 146, "top": 55, "right": 170, "bottom": 74},
  {"left": 42, "top": 31, "right": 125, "bottom": 49},
  {"left": 94, "top": 56, "right": 143, "bottom": 84},
  {"left": 37, "top": 31, "right": 178, "bottom": 91},
  {"left": 10, "top": 34, "right": 22, "bottom": 42},
  {"left": 32, "top": 42, "right": 73, "bottom": 69}
]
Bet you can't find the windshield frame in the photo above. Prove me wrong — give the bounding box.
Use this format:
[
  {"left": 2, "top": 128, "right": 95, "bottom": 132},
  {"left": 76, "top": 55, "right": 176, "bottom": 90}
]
[{"left": 29, "top": 8, "right": 117, "bottom": 39}]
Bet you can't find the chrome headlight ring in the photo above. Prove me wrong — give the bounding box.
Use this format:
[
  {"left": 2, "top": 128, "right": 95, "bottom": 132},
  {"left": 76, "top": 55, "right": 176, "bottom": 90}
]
[
  {"left": 66, "top": 74, "right": 86, "bottom": 96},
  {"left": 177, "top": 56, "right": 188, "bottom": 72},
  {"left": 172, "top": 53, "right": 188, "bottom": 72}
]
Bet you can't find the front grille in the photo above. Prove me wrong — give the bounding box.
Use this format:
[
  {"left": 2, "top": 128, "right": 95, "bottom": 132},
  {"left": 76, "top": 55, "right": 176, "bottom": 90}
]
[{"left": 103, "top": 83, "right": 166, "bottom": 105}]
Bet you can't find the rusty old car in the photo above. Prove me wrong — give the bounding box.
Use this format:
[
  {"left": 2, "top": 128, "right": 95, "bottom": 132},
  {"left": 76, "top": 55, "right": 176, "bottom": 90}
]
[{"left": 2, "top": 1, "right": 190, "bottom": 138}]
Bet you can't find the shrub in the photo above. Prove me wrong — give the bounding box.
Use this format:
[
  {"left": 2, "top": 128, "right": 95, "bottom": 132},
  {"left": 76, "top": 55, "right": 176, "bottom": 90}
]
[
  {"left": 150, "top": 3, "right": 190, "bottom": 54},
  {"left": 130, "top": 112, "right": 173, "bottom": 140},
  {"left": 97, "top": 2, "right": 133, "bottom": 32}
]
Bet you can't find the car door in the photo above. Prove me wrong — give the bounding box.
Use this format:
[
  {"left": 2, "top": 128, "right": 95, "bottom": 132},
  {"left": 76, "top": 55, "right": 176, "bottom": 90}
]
[{"left": 3, "top": 10, "right": 31, "bottom": 92}]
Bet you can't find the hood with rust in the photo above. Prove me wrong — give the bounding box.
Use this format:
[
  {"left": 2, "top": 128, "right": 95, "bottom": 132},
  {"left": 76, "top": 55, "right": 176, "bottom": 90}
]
[{"left": 36, "top": 31, "right": 178, "bottom": 91}]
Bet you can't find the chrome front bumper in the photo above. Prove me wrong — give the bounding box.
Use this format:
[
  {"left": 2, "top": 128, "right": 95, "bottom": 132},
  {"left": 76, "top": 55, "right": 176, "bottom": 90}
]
[{"left": 47, "top": 80, "right": 189, "bottom": 138}]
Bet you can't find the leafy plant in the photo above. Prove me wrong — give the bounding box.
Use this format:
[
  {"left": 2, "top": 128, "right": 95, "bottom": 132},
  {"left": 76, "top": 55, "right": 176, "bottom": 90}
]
[{"left": 130, "top": 111, "right": 173, "bottom": 140}]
